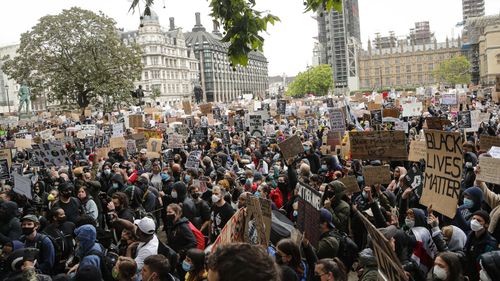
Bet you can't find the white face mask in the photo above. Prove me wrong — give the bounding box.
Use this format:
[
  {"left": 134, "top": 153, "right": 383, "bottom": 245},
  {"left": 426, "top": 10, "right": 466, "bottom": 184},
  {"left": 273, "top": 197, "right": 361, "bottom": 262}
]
[
  {"left": 480, "top": 269, "right": 492, "bottom": 281},
  {"left": 212, "top": 194, "right": 220, "bottom": 203},
  {"left": 321, "top": 165, "right": 328, "bottom": 170},
  {"left": 171, "top": 191, "right": 178, "bottom": 199},
  {"left": 405, "top": 218, "right": 415, "bottom": 229},
  {"left": 470, "top": 219, "right": 483, "bottom": 232},
  {"left": 433, "top": 265, "right": 447, "bottom": 280}
]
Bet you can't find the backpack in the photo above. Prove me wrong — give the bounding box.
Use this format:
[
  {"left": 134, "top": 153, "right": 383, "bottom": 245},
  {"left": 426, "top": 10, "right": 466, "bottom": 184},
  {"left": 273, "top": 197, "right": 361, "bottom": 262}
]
[
  {"left": 40, "top": 229, "right": 70, "bottom": 272},
  {"left": 188, "top": 221, "right": 205, "bottom": 250},
  {"left": 84, "top": 246, "right": 117, "bottom": 281},
  {"left": 157, "top": 239, "right": 178, "bottom": 272},
  {"left": 331, "top": 230, "right": 359, "bottom": 270},
  {"left": 21, "top": 233, "right": 61, "bottom": 274}
]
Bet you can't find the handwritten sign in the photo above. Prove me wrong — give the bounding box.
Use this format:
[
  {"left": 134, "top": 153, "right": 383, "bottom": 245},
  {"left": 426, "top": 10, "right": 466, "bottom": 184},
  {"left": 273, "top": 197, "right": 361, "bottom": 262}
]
[
  {"left": 408, "top": 140, "right": 427, "bottom": 162},
  {"left": 278, "top": 135, "right": 304, "bottom": 159},
  {"left": 477, "top": 156, "right": 500, "bottom": 185},
  {"left": 109, "top": 136, "right": 126, "bottom": 149},
  {"left": 199, "top": 103, "right": 212, "bottom": 115},
  {"left": 296, "top": 181, "right": 321, "bottom": 248},
  {"left": 349, "top": 131, "right": 407, "bottom": 161},
  {"left": 480, "top": 135, "right": 500, "bottom": 151},
  {"left": 128, "top": 115, "right": 143, "bottom": 129},
  {"left": 357, "top": 211, "right": 409, "bottom": 281},
  {"left": 338, "top": 176, "right": 360, "bottom": 193},
  {"left": 0, "top": 149, "right": 12, "bottom": 168},
  {"left": 421, "top": 130, "right": 463, "bottom": 218},
  {"left": 363, "top": 166, "right": 392, "bottom": 186},
  {"left": 112, "top": 123, "right": 124, "bottom": 137},
  {"left": 277, "top": 100, "right": 286, "bottom": 115},
  {"left": 402, "top": 102, "right": 423, "bottom": 117}
]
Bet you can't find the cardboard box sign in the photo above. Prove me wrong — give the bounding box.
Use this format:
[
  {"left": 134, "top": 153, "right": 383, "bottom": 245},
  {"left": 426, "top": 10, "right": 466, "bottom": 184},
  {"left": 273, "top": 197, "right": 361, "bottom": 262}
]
[
  {"left": 383, "top": 108, "right": 399, "bottom": 118},
  {"left": 338, "top": 176, "right": 360, "bottom": 193},
  {"left": 199, "top": 103, "right": 213, "bottom": 115},
  {"left": 183, "top": 101, "right": 192, "bottom": 115},
  {"left": 479, "top": 135, "right": 500, "bottom": 152},
  {"left": 363, "top": 166, "right": 392, "bottom": 186},
  {"left": 408, "top": 140, "right": 427, "bottom": 162},
  {"left": 349, "top": 131, "right": 407, "bottom": 161},
  {"left": 278, "top": 135, "right": 304, "bottom": 159},
  {"left": 420, "top": 130, "right": 463, "bottom": 219},
  {"left": 128, "top": 115, "right": 144, "bottom": 129},
  {"left": 477, "top": 156, "right": 500, "bottom": 185}
]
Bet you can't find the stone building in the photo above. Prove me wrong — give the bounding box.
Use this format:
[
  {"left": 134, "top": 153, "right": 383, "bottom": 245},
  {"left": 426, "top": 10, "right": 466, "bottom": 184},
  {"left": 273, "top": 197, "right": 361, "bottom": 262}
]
[
  {"left": 478, "top": 24, "right": 500, "bottom": 86},
  {"left": 185, "top": 13, "right": 268, "bottom": 103},
  {"left": 121, "top": 10, "right": 199, "bottom": 105},
  {"left": 358, "top": 38, "right": 462, "bottom": 89}
]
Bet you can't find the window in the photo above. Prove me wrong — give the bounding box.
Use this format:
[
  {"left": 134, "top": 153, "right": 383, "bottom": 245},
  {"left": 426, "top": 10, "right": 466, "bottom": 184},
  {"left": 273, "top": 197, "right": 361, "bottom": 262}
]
[
  {"left": 396, "top": 66, "right": 401, "bottom": 74},
  {"left": 417, "top": 64, "right": 422, "bottom": 72},
  {"left": 406, "top": 75, "right": 411, "bottom": 84},
  {"left": 150, "top": 46, "right": 157, "bottom": 52},
  {"left": 406, "top": 65, "right": 411, "bottom": 73},
  {"left": 151, "top": 56, "right": 159, "bottom": 65},
  {"left": 385, "top": 67, "right": 390, "bottom": 74},
  {"left": 152, "top": 71, "right": 160, "bottom": 79},
  {"left": 428, "top": 63, "right": 433, "bottom": 71},
  {"left": 396, "top": 76, "right": 401, "bottom": 85},
  {"left": 144, "top": 71, "right": 149, "bottom": 80}
]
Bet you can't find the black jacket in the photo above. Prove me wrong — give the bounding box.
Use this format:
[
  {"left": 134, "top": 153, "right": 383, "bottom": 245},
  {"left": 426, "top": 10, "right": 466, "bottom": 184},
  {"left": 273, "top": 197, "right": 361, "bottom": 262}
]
[{"left": 165, "top": 217, "right": 197, "bottom": 257}]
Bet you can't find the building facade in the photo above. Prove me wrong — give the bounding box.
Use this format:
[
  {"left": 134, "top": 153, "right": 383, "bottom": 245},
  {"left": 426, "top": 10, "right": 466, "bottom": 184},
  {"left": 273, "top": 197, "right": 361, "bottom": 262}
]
[
  {"left": 185, "top": 13, "right": 268, "bottom": 103},
  {"left": 358, "top": 38, "right": 462, "bottom": 89},
  {"left": 121, "top": 11, "right": 199, "bottom": 105},
  {"left": 317, "top": 0, "right": 361, "bottom": 91},
  {"left": 478, "top": 24, "right": 500, "bottom": 86},
  {"left": 462, "top": 0, "right": 485, "bottom": 21}
]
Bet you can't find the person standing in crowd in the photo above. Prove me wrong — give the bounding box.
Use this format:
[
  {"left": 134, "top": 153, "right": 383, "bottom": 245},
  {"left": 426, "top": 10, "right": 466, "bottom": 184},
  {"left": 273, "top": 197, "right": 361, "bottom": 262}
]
[
  {"left": 0, "top": 201, "right": 22, "bottom": 246},
  {"left": 209, "top": 186, "right": 235, "bottom": 243},
  {"left": 183, "top": 249, "right": 207, "bottom": 281},
  {"left": 141, "top": 255, "right": 178, "bottom": 281},
  {"left": 54, "top": 182, "right": 82, "bottom": 224},
  {"left": 77, "top": 186, "right": 98, "bottom": 223},
  {"left": 19, "top": 215, "right": 55, "bottom": 275},
  {"left": 314, "top": 258, "right": 347, "bottom": 281},
  {"left": 113, "top": 256, "right": 138, "bottom": 281}
]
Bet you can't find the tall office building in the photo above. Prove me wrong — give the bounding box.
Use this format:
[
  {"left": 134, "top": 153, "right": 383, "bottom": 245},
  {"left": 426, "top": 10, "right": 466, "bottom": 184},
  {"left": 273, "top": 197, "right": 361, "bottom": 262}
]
[
  {"left": 462, "top": 0, "right": 485, "bottom": 21},
  {"left": 317, "top": 0, "right": 361, "bottom": 91}
]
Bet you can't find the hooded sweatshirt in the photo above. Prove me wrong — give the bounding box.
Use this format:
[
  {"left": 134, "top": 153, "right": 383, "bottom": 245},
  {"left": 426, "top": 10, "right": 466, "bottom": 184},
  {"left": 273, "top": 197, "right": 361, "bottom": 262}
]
[
  {"left": 454, "top": 186, "right": 483, "bottom": 232},
  {"left": 325, "top": 181, "right": 350, "bottom": 233},
  {"left": 0, "top": 201, "right": 22, "bottom": 245},
  {"left": 172, "top": 182, "right": 196, "bottom": 222},
  {"left": 75, "top": 224, "right": 102, "bottom": 270}
]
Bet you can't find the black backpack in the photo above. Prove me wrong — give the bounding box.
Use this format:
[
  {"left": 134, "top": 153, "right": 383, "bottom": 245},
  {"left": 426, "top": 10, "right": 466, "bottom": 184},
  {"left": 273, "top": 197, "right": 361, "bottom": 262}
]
[
  {"left": 83, "top": 246, "right": 117, "bottom": 281},
  {"left": 40, "top": 229, "right": 69, "bottom": 272},
  {"left": 331, "top": 230, "right": 359, "bottom": 270},
  {"left": 21, "top": 234, "right": 61, "bottom": 274},
  {"left": 157, "top": 239, "right": 178, "bottom": 272}
]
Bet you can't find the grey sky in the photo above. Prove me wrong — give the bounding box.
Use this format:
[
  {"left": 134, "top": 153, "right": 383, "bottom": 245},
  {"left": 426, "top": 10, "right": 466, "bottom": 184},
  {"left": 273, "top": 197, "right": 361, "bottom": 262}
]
[{"left": 0, "top": 0, "right": 499, "bottom": 77}]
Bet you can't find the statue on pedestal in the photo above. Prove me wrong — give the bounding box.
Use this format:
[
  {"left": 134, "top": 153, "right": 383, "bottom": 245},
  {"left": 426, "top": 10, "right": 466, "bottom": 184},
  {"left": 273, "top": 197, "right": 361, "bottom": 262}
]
[{"left": 18, "top": 81, "right": 31, "bottom": 114}]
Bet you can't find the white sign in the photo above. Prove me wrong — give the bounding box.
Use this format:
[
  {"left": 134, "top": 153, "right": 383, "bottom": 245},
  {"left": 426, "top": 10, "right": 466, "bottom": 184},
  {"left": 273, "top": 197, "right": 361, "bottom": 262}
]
[
  {"left": 441, "top": 93, "right": 457, "bottom": 105},
  {"left": 329, "top": 108, "right": 346, "bottom": 133},
  {"left": 402, "top": 102, "right": 423, "bottom": 117},
  {"left": 80, "top": 125, "right": 96, "bottom": 136},
  {"left": 112, "top": 123, "right": 124, "bottom": 137},
  {"left": 249, "top": 114, "right": 263, "bottom": 137},
  {"left": 465, "top": 110, "right": 481, "bottom": 133},
  {"left": 14, "top": 173, "right": 32, "bottom": 199}
]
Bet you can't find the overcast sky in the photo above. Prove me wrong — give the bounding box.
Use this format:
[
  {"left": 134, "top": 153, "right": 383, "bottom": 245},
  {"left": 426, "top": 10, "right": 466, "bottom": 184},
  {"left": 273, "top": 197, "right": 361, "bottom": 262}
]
[{"left": 1, "top": 0, "right": 499, "bottom": 77}]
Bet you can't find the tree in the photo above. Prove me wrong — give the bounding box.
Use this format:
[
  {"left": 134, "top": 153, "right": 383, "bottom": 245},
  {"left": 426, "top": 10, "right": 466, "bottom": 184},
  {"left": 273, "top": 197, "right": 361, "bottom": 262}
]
[
  {"left": 129, "top": 0, "right": 341, "bottom": 66},
  {"left": 286, "top": 64, "right": 333, "bottom": 98},
  {"left": 149, "top": 87, "right": 161, "bottom": 104},
  {"left": 1, "top": 7, "right": 143, "bottom": 112},
  {"left": 433, "top": 55, "right": 471, "bottom": 86}
]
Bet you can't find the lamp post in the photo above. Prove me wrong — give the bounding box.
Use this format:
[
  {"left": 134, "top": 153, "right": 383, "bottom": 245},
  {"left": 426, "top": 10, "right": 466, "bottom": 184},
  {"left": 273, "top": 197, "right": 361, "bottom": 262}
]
[{"left": 4, "top": 85, "right": 10, "bottom": 113}]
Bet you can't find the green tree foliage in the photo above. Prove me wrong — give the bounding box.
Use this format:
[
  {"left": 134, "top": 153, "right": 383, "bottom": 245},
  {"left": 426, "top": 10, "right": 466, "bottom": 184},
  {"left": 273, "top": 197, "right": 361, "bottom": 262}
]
[
  {"left": 433, "top": 55, "right": 471, "bottom": 86},
  {"left": 286, "top": 64, "right": 333, "bottom": 98},
  {"left": 1, "top": 7, "right": 143, "bottom": 111},
  {"left": 129, "top": 0, "right": 341, "bottom": 66},
  {"left": 149, "top": 87, "right": 162, "bottom": 103}
]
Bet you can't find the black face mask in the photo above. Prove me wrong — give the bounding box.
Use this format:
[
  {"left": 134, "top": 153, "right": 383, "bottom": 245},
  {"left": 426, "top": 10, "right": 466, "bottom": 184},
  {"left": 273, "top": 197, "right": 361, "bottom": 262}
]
[
  {"left": 61, "top": 191, "right": 71, "bottom": 198},
  {"left": 22, "top": 227, "right": 35, "bottom": 236},
  {"left": 275, "top": 254, "right": 283, "bottom": 265},
  {"left": 191, "top": 192, "right": 200, "bottom": 199},
  {"left": 57, "top": 216, "right": 67, "bottom": 224},
  {"left": 166, "top": 214, "right": 176, "bottom": 225}
]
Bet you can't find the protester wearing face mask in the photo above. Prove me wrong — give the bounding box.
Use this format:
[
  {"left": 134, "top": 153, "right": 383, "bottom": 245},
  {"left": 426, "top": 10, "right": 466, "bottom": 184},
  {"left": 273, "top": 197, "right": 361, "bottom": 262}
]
[
  {"left": 183, "top": 248, "right": 207, "bottom": 281},
  {"left": 0, "top": 201, "right": 22, "bottom": 247},
  {"left": 167, "top": 182, "right": 196, "bottom": 223},
  {"left": 19, "top": 215, "right": 55, "bottom": 275},
  {"left": 209, "top": 186, "right": 235, "bottom": 243},
  {"left": 53, "top": 182, "right": 82, "bottom": 224},
  {"left": 429, "top": 212, "right": 467, "bottom": 254},
  {"left": 98, "top": 163, "right": 114, "bottom": 193},
  {"left": 479, "top": 251, "right": 500, "bottom": 281},
  {"left": 107, "top": 173, "right": 126, "bottom": 196},
  {"left": 454, "top": 186, "right": 483, "bottom": 232},
  {"left": 164, "top": 203, "right": 197, "bottom": 259},
  {"left": 464, "top": 211, "right": 497, "bottom": 281},
  {"left": 42, "top": 207, "right": 75, "bottom": 273},
  {"left": 189, "top": 185, "right": 211, "bottom": 235},
  {"left": 302, "top": 141, "right": 320, "bottom": 174},
  {"left": 431, "top": 252, "right": 466, "bottom": 281}
]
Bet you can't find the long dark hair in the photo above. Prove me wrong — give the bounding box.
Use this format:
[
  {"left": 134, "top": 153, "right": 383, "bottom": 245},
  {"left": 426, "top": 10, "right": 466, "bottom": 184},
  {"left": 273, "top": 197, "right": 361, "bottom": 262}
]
[
  {"left": 316, "top": 258, "right": 347, "bottom": 281},
  {"left": 186, "top": 248, "right": 206, "bottom": 281},
  {"left": 437, "top": 252, "right": 464, "bottom": 281},
  {"left": 276, "top": 239, "right": 304, "bottom": 275}
]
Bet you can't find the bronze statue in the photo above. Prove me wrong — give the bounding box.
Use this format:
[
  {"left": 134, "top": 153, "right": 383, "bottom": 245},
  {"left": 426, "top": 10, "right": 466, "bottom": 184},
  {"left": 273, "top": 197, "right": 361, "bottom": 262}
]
[{"left": 18, "top": 81, "right": 30, "bottom": 114}]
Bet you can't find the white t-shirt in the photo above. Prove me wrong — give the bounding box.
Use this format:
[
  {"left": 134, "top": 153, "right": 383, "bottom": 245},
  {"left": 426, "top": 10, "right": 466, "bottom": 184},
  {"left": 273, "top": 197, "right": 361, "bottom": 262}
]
[{"left": 135, "top": 234, "right": 158, "bottom": 271}]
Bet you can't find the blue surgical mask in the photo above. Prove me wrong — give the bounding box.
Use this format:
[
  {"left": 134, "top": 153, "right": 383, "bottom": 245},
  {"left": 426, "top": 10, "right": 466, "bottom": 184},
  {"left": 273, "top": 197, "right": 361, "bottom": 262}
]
[
  {"left": 463, "top": 198, "right": 474, "bottom": 209},
  {"left": 362, "top": 191, "right": 368, "bottom": 199},
  {"left": 182, "top": 260, "right": 192, "bottom": 272},
  {"left": 405, "top": 218, "right": 415, "bottom": 229},
  {"left": 254, "top": 191, "right": 261, "bottom": 198},
  {"left": 293, "top": 210, "right": 298, "bottom": 218},
  {"left": 303, "top": 146, "right": 310, "bottom": 152},
  {"left": 184, "top": 175, "right": 191, "bottom": 183}
]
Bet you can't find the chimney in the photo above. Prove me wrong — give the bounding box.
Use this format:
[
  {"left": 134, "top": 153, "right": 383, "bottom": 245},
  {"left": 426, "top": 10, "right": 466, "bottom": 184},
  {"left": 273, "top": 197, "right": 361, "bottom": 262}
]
[
  {"left": 169, "top": 17, "right": 175, "bottom": 31},
  {"left": 192, "top": 12, "right": 206, "bottom": 32},
  {"left": 195, "top": 12, "right": 201, "bottom": 26},
  {"left": 212, "top": 20, "right": 222, "bottom": 36}
]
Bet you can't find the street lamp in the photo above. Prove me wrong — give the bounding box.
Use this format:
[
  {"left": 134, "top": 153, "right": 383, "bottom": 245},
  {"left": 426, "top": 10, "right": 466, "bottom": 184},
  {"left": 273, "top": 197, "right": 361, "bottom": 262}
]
[{"left": 4, "top": 85, "right": 10, "bottom": 113}]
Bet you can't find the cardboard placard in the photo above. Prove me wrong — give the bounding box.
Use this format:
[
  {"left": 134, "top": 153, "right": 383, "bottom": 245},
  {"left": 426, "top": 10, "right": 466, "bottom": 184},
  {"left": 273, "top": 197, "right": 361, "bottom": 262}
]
[
  {"left": 277, "top": 100, "right": 286, "bottom": 115},
  {"left": 244, "top": 195, "right": 270, "bottom": 246},
  {"left": 357, "top": 211, "right": 409, "bottom": 281},
  {"left": 112, "top": 123, "right": 124, "bottom": 137},
  {"left": 477, "top": 156, "right": 500, "bottom": 185},
  {"left": 349, "top": 131, "right": 407, "bottom": 161},
  {"left": 84, "top": 109, "right": 92, "bottom": 117},
  {"left": 367, "top": 102, "right": 382, "bottom": 111},
  {"left": 96, "top": 147, "right": 110, "bottom": 160},
  {"left": 420, "top": 130, "right": 462, "bottom": 218},
  {"left": 278, "top": 135, "right": 304, "bottom": 159},
  {"left": 110, "top": 136, "right": 126, "bottom": 149},
  {"left": 363, "top": 166, "right": 392, "bottom": 186},
  {"left": 425, "top": 117, "right": 451, "bottom": 130},
  {"left": 296, "top": 182, "right": 321, "bottom": 248},
  {"left": 408, "top": 140, "right": 427, "bottom": 162},
  {"left": 137, "top": 128, "right": 162, "bottom": 140},
  {"left": 383, "top": 108, "right": 399, "bottom": 118},
  {"left": 0, "top": 149, "right": 12, "bottom": 168},
  {"left": 147, "top": 138, "right": 162, "bottom": 158},
  {"left": 199, "top": 103, "right": 212, "bottom": 115},
  {"left": 479, "top": 135, "right": 500, "bottom": 151},
  {"left": 144, "top": 107, "right": 155, "bottom": 115},
  {"left": 457, "top": 111, "right": 471, "bottom": 129},
  {"left": 185, "top": 150, "right": 202, "bottom": 169},
  {"left": 168, "top": 133, "right": 183, "bottom": 149},
  {"left": 15, "top": 138, "right": 33, "bottom": 150},
  {"left": 0, "top": 159, "right": 10, "bottom": 180},
  {"left": 338, "top": 176, "right": 360, "bottom": 193},
  {"left": 128, "top": 115, "right": 143, "bottom": 129}
]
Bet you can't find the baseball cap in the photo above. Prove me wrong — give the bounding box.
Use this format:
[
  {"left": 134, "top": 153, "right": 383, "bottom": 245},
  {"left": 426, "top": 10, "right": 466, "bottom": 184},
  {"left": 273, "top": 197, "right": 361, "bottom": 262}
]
[
  {"left": 134, "top": 217, "right": 155, "bottom": 235},
  {"left": 21, "top": 214, "right": 39, "bottom": 224},
  {"left": 319, "top": 208, "right": 335, "bottom": 229}
]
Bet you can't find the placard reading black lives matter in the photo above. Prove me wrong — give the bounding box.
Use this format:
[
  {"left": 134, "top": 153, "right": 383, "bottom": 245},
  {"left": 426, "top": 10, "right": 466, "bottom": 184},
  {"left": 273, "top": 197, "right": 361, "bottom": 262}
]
[{"left": 420, "top": 130, "right": 463, "bottom": 218}]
